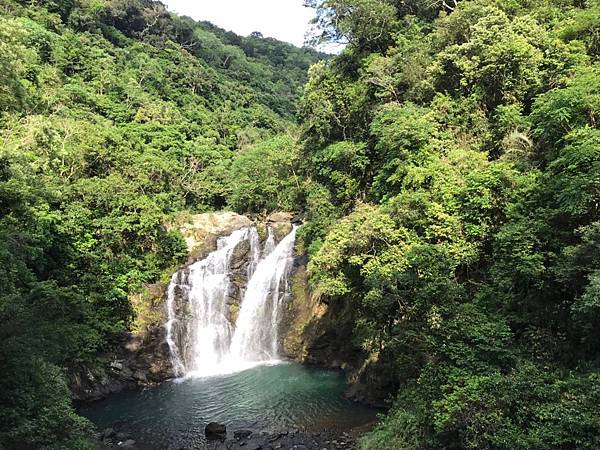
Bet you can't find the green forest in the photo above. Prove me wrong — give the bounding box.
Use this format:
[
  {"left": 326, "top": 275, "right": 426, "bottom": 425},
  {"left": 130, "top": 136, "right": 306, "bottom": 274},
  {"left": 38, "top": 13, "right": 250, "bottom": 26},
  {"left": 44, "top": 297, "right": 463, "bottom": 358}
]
[{"left": 0, "top": 0, "right": 598, "bottom": 448}]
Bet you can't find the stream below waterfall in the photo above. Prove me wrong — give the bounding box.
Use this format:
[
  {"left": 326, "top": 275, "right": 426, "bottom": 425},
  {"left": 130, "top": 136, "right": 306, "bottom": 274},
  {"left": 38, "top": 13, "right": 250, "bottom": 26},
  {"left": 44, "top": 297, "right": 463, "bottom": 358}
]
[{"left": 79, "top": 362, "right": 378, "bottom": 449}]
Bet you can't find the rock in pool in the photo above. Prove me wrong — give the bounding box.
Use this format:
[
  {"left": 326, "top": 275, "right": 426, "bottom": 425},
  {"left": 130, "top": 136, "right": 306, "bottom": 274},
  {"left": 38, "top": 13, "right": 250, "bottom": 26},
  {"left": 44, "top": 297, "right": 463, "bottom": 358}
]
[
  {"left": 205, "top": 422, "right": 227, "bottom": 440},
  {"left": 233, "top": 429, "right": 253, "bottom": 440}
]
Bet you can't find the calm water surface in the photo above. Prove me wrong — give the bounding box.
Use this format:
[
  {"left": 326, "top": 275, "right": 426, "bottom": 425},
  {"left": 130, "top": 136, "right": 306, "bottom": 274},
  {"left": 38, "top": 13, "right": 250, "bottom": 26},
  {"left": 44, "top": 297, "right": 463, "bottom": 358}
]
[{"left": 79, "top": 362, "right": 378, "bottom": 449}]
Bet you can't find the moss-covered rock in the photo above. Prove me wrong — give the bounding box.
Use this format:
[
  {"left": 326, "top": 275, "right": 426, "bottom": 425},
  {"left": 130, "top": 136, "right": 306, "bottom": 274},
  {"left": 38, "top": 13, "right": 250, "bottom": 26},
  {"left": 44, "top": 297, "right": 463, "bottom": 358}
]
[
  {"left": 267, "top": 212, "right": 294, "bottom": 242},
  {"left": 130, "top": 283, "right": 168, "bottom": 334},
  {"left": 282, "top": 266, "right": 324, "bottom": 359},
  {"left": 256, "top": 222, "right": 268, "bottom": 243},
  {"left": 281, "top": 262, "right": 390, "bottom": 406},
  {"left": 229, "top": 303, "right": 240, "bottom": 325},
  {"left": 171, "top": 211, "right": 254, "bottom": 263}
]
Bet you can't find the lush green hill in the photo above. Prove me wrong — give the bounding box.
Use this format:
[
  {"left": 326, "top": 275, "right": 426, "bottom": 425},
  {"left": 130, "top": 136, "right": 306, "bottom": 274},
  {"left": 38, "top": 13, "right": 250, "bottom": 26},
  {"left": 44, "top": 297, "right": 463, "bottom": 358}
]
[
  {"left": 0, "top": 1, "right": 322, "bottom": 447},
  {"left": 294, "top": 0, "right": 600, "bottom": 449}
]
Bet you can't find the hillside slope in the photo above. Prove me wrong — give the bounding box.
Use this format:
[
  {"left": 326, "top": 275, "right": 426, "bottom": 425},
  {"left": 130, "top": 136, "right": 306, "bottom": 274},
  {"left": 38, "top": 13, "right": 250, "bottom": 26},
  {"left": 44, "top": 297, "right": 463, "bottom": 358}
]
[
  {"left": 294, "top": 0, "right": 600, "bottom": 449},
  {"left": 0, "top": 1, "right": 322, "bottom": 448}
]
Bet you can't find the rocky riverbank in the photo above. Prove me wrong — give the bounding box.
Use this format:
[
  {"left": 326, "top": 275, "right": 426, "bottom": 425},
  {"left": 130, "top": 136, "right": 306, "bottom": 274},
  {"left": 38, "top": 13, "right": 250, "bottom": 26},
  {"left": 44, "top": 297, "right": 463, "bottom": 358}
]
[
  {"left": 197, "top": 429, "right": 358, "bottom": 450},
  {"left": 97, "top": 426, "right": 362, "bottom": 450}
]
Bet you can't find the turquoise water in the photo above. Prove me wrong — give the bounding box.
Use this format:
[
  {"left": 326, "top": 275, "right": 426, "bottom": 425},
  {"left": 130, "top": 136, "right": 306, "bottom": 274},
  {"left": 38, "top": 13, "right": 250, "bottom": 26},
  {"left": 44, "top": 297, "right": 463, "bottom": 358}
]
[{"left": 79, "top": 362, "right": 377, "bottom": 449}]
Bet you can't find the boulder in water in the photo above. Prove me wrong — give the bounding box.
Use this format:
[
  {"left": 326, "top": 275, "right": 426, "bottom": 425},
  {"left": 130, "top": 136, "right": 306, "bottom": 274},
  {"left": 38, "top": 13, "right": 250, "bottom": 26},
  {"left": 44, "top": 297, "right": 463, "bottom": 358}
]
[
  {"left": 115, "top": 431, "right": 130, "bottom": 441},
  {"left": 205, "top": 422, "right": 227, "bottom": 440}
]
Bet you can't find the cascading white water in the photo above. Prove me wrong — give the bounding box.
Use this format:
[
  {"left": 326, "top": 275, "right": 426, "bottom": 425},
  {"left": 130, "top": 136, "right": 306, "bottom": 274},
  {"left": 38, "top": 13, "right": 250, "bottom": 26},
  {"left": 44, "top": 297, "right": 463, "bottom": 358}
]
[
  {"left": 262, "top": 226, "right": 276, "bottom": 257},
  {"left": 165, "top": 227, "right": 261, "bottom": 377},
  {"left": 229, "top": 226, "right": 297, "bottom": 362},
  {"left": 165, "top": 224, "right": 297, "bottom": 378},
  {"left": 247, "top": 227, "right": 262, "bottom": 278}
]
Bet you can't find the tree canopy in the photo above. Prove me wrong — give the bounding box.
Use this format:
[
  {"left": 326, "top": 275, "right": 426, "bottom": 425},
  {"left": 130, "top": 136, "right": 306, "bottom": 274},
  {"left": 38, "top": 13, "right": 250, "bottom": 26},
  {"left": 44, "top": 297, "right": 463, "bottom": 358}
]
[{"left": 298, "top": 0, "right": 600, "bottom": 448}]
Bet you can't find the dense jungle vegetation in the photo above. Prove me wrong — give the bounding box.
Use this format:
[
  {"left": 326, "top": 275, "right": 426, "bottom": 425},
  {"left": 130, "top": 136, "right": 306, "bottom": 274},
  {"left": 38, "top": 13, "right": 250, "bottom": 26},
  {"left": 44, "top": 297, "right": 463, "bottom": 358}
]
[
  {"left": 0, "top": 0, "right": 598, "bottom": 448},
  {"left": 0, "top": 0, "right": 322, "bottom": 447},
  {"left": 299, "top": 0, "right": 600, "bottom": 449}
]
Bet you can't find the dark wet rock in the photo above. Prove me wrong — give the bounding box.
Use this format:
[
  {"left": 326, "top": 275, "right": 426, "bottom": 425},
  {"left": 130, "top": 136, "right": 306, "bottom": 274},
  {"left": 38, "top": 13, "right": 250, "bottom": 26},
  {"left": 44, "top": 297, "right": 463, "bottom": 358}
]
[
  {"left": 69, "top": 365, "right": 133, "bottom": 402},
  {"left": 115, "top": 431, "right": 130, "bottom": 441},
  {"left": 230, "top": 239, "right": 250, "bottom": 270},
  {"left": 132, "top": 370, "right": 147, "bottom": 382},
  {"left": 205, "top": 422, "right": 227, "bottom": 440},
  {"left": 69, "top": 326, "right": 174, "bottom": 402},
  {"left": 242, "top": 439, "right": 264, "bottom": 450},
  {"left": 268, "top": 431, "right": 291, "bottom": 443}
]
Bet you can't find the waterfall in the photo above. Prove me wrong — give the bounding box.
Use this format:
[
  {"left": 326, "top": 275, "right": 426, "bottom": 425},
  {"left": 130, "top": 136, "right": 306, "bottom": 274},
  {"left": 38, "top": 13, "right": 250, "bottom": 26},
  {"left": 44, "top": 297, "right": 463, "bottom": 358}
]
[
  {"left": 165, "top": 224, "right": 297, "bottom": 378},
  {"left": 229, "top": 226, "right": 297, "bottom": 361}
]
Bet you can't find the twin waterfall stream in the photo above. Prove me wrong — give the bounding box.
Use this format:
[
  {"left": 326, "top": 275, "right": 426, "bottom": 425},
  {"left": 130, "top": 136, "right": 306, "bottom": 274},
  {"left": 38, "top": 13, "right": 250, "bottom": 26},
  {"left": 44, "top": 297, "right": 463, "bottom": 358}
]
[{"left": 165, "top": 225, "right": 298, "bottom": 378}]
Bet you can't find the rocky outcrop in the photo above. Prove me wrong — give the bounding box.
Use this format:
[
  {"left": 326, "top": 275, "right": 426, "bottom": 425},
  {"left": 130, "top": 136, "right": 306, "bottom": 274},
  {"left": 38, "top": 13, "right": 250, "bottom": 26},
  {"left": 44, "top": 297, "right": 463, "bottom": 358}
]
[
  {"left": 267, "top": 211, "right": 294, "bottom": 242},
  {"left": 70, "top": 327, "right": 173, "bottom": 402},
  {"left": 176, "top": 211, "right": 254, "bottom": 263},
  {"left": 71, "top": 211, "right": 303, "bottom": 402},
  {"left": 281, "top": 263, "right": 393, "bottom": 407},
  {"left": 227, "top": 237, "right": 252, "bottom": 325},
  {"left": 282, "top": 265, "right": 359, "bottom": 371}
]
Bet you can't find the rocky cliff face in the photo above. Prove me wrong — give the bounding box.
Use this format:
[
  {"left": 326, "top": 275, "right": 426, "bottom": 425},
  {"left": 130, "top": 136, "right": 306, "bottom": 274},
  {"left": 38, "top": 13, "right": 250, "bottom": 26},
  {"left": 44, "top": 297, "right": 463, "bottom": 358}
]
[
  {"left": 176, "top": 212, "right": 254, "bottom": 263},
  {"left": 281, "top": 264, "right": 394, "bottom": 407}
]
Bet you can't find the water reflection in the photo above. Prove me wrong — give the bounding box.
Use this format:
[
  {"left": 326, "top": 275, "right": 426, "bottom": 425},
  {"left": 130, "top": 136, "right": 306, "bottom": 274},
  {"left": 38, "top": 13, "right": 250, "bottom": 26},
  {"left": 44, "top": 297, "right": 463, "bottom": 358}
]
[{"left": 79, "top": 362, "right": 378, "bottom": 449}]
